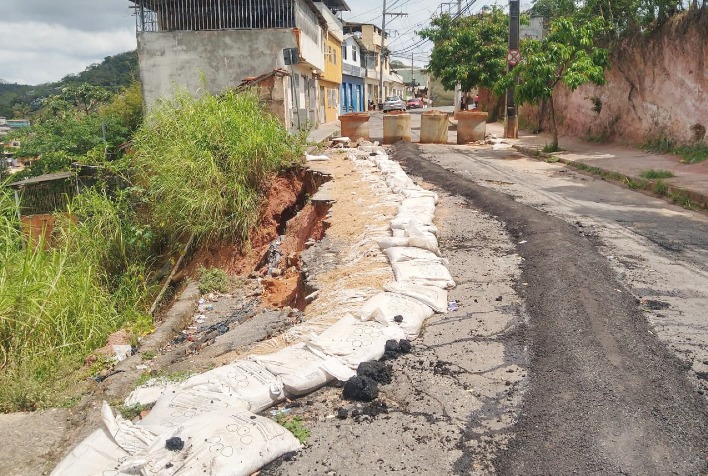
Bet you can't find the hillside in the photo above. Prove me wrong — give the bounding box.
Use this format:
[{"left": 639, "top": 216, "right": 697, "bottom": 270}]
[{"left": 0, "top": 50, "right": 138, "bottom": 118}]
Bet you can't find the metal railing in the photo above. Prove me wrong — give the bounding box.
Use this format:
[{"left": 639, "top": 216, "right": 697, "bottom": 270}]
[{"left": 134, "top": 0, "right": 296, "bottom": 32}]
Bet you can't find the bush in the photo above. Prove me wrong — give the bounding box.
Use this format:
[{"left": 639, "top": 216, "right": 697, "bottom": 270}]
[
  {"left": 0, "top": 189, "right": 153, "bottom": 411},
  {"left": 198, "top": 267, "right": 231, "bottom": 294},
  {"left": 132, "top": 88, "right": 304, "bottom": 245}
]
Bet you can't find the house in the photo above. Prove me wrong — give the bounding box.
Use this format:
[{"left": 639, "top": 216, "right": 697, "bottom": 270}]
[
  {"left": 130, "top": 0, "right": 348, "bottom": 130},
  {"left": 342, "top": 22, "right": 405, "bottom": 104},
  {"left": 314, "top": 2, "right": 345, "bottom": 123},
  {"left": 340, "top": 34, "right": 366, "bottom": 112},
  {"left": 397, "top": 67, "right": 430, "bottom": 100}
]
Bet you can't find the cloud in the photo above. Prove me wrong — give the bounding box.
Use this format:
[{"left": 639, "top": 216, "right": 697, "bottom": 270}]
[
  {"left": 6, "top": 0, "right": 135, "bottom": 32},
  {"left": 0, "top": 22, "right": 136, "bottom": 84}
]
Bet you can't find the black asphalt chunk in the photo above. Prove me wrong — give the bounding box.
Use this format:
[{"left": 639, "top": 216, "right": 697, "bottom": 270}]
[
  {"left": 343, "top": 376, "right": 379, "bottom": 401},
  {"left": 165, "top": 437, "right": 184, "bottom": 452},
  {"left": 357, "top": 361, "right": 393, "bottom": 385}
]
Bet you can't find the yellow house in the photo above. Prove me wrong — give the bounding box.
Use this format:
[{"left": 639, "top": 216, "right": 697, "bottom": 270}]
[{"left": 315, "top": 3, "right": 343, "bottom": 123}]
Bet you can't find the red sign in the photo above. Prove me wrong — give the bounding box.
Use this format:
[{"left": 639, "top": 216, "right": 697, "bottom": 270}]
[{"left": 507, "top": 49, "right": 521, "bottom": 66}]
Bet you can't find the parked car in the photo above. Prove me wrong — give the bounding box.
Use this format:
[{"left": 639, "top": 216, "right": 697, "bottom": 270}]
[
  {"left": 406, "top": 98, "right": 423, "bottom": 109},
  {"left": 382, "top": 96, "right": 406, "bottom": 112}
]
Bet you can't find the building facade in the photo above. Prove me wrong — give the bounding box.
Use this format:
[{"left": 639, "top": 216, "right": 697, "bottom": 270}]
[
  {"left": 314, "top": 3, "right": 344, "bottom": 123},
  {"left": 343, "top": 22, "right": 405, "bottom": 104},
  {"left": 340, "top": 35, "right": 365, "bottom": 113},
  {"left": 130, "top": 0, "right": 348, "bottom": 130}
]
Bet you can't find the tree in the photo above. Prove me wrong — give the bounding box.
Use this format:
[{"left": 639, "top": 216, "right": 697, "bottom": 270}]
[
  {"left": 419, "top": 6, "right": 509, "bottom": 92},
  {"left": 390, "top": 60, "right": 407, "bottom": 69},
  {"left": 496, "top": 16, "right": 609, "bottom": 149}
]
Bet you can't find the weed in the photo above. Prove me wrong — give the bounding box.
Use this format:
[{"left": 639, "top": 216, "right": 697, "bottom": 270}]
[
  {"left": 654, "top": 179, "right": 669, "bottom": 196},
  {"left": 675, "top": 143, "right": 708, "bottom": 164},
  {"left": 198, "top": 267, "right": 231, "bottom": 294},
  {"left": 119, "top": 402, "right": 151, "bottom": 420},
  {"left": 141, "top": 350, "right": 157, "bottom": 361},
  {"left": 542, "top": 143, "right": 561, "bottom": 153},
  {"left": 586, "top": 132, "right": 610, "bottom": 143},
  {"left": 640, "top": 169, "right": 674, "bottom": 179},
  {"left": 545, "top": 156, "right": 560, "bottom": 163},
  {"left": 274, "top": 412, "right": 310, "bottom": 444},
  {"left": 134, "top": 370, "right": 195, "bottom": 388},
  {"left": 669, "top": 190, "right": 696, "bottom": 209},
  {"left": 643, "top": 137, "right": 675, "bottom": 154}
]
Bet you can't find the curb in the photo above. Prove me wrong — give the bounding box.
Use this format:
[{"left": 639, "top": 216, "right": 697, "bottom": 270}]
[{"left": 512, "top": 145, "right": 708, "bottom": 211}]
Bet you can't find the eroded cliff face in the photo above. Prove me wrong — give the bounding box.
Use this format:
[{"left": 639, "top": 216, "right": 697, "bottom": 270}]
[{"left": 521, "top": 9, "right": 707, "bottom": 144}]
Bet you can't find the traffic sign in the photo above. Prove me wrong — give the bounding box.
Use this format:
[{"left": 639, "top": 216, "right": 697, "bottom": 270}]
[{"left": 507, "top": 49, "right": 521, "bottom": 66}]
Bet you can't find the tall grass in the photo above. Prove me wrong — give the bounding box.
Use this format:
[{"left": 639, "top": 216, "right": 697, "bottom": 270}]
[
  {"left": 0, "top": 189, "right": 153, "bottom": 411},
  {"left": 132, "top": 88, "right": 304, "bottom": 245},
  {"left": 0, "top": 88, "right": 301, "bottom": 411}
]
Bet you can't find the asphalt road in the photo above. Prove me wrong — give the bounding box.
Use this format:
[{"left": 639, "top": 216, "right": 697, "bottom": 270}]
[
  {"left": 265, "top": 138, "right": 708, "bottom": 475},
  {"left": 395, "top": 141, "right": 708, "bottom": 474}
]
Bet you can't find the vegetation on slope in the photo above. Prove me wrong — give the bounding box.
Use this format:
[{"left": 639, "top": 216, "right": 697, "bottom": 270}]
[{"left": 0, "top": 88, "right": 303, "bottom": 412}]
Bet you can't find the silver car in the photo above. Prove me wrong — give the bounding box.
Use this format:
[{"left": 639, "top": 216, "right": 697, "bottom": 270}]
[{"left": 382, "top": 96, "right": 406, "bottom": 112}]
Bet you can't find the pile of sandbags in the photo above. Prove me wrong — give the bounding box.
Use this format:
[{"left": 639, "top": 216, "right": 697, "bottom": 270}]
[{"left": 53, "top": 144, "right": 457, "bottom": 476}]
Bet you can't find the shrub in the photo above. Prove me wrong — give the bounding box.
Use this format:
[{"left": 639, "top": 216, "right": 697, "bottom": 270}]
[
  {"left": 639, "top": 169, "right": 674, "bottom": 179},
  {"left": 198, "top": 267, "right": 231, "bottom": 294},
  {"left": 132, "top": 88, "right": 304, "bottom": 245}
]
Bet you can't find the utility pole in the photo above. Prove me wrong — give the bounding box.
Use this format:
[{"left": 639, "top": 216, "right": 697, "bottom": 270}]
[
  {"left": 505, "top": 0, "right": 520, "bottom": 138},
  {"left": 379, "top": 0, "right": 407, "bottom": 102},
  {"left": 411, "top": 51, "right": 414, "bottom": 99}
]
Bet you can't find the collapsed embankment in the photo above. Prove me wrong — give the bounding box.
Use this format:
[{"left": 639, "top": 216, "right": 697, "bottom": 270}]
[{"left": 520, "top": 9, "right": 708, "bottom": 145}]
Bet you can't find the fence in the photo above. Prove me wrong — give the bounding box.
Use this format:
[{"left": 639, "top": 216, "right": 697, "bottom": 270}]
[{"left": 134, "top": 0, "right": 297, "bottom": 32}]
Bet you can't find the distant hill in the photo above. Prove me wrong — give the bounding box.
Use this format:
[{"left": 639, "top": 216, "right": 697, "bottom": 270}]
[{"left": 0, "top": 50, "right": 138, "bottom": 118}]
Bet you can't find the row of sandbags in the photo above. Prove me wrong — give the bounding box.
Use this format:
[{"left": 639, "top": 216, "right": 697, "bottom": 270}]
[{"left": 52, "top": 145, "right": 454, "bottom": 476}]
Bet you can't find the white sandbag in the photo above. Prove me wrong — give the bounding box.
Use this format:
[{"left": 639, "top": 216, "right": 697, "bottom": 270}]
[
  {"left": 377, "top": 236, "right": 411, "bottom": 250},
  {"left": 102, "top": 401, "right": 157, "bottom": 455},
  {"left": 383, "top": 246, "right": 448, "bottom": 265},
  {"left": 250, "top": 343, "right": 334, "bottom": 396},
  {"left": 305, "top": 153, "right": 329, "bottom": 161},
  {"left": 383, "top": 281, "right": 449, "bottom": 313},
  {"left": 51, "top": 428, "right": 130, "bottom": 476},
  {"left": 399, "top": 196, "right": 437, "bottom": 215},
  {"left": 401, "top": 187, "right": 439, "bottom": 203},
  {"left": 407, "top": 232, "right": 440, "bottom": 255},
  {"left": 181, "top": 360, "right": 285, "bottom": 413},
  {"left": 306, "top": 314, "right": 405, "bottom": 369},
  {"left": 392, "top": 260, "right": 456, "bottom": 289},
  {"left": 137, "top": 386, "right": 250, "bottom": 432},
  {"left": 406, "top": 222, "right": 441, "bottom": 254},
  {"left": 359, "top": 292, "right": 434, "bottom": 338},
  {"left": 392, "top": 228, "right": 406, "bottom": 238},
  {"left": 122, "top": 410, "right": 302, "bottom": 476},
  {"left": 390, "top": 213, "right": 435, "bottom": 229},
  {"left": 125, "top": 380, "right": 182, "bottom": 406}
]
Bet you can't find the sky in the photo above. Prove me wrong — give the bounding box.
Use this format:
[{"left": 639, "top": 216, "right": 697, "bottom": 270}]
[{"left": 0, "top": 0, "right": 495, "bottom": 86}]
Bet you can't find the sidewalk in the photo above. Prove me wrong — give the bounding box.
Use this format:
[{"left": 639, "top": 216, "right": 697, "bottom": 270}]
[
  {"left": 488, "top": 122, "right": 708, "bottom": 210},
  {"left": 307, "top": 120, "right": 340, "bottom": 144}
]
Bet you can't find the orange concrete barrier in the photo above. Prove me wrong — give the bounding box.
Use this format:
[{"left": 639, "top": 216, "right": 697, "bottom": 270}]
[
  {"left": 383, "top": 112, "right": 412, "bottom": 144},
  {"left": 457, "top": 111, "right": 488, "bottom": 144},
  {"left": 339, "top": 112, "right": 370, "bottom": 141},
  {"left": 420, "top": 111, "right": 449, "bottom": 144}
]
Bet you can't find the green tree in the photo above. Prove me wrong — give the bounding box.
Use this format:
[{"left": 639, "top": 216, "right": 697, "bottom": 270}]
[
  {"left": 496, "top": 16, "right": 609, "bottom": 149},
  {"left": 419, "top": 6, "right": 509, "bottom": 92}
]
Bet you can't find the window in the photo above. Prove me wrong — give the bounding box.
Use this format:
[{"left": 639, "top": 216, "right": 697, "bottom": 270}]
[
  {"left": 342, "top": 45, "right": 347, "bottom": 60},
  {"left": 352, "top": 48, "right": 357, "bottom": 62},
  {"left": 333, "top": 51, "right": 337, "bottom": 65},
  {"left": 328, "top": 46, "right": 332, "bottom": 63}
]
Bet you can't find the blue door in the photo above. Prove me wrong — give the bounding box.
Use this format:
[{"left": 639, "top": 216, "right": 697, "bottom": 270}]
[{"left": 340, "top": 84, "right": 347, "bottom": 114}]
